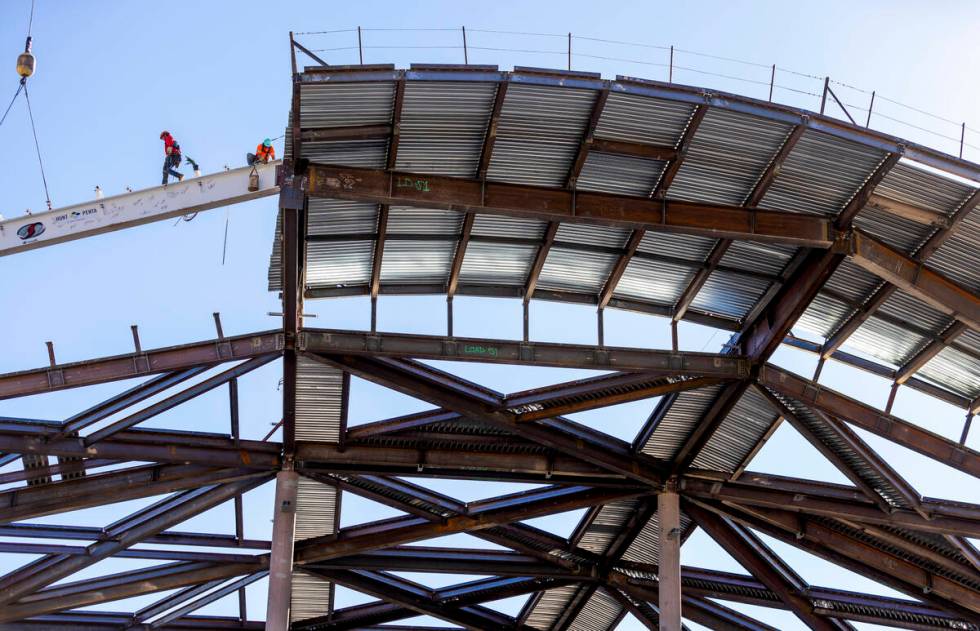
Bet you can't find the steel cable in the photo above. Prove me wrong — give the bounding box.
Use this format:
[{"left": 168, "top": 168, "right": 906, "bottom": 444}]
[{"left": 23, "top": 84, "right": 52, "bottom": 209}]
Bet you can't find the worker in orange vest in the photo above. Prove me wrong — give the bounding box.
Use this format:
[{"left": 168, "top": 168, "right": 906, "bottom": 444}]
[{"left": 247, "top": 139, "right": 276, "bottom": 165}]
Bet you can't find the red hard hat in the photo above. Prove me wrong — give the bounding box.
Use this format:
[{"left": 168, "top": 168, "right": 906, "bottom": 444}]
[{"left": 159, "top": 131, "right": 169, "bottom": 139}]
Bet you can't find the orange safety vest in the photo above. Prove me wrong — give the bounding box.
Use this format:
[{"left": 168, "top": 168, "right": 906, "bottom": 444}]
[{"left": 255, "top": 143, "right": 275, "bottom": 161}]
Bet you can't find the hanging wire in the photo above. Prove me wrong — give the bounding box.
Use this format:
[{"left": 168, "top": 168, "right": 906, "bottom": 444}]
[
  {"left": 27, "top": 0, "right": 36, "bottom": 36},
  {"left": 23, "top": 83, "right": 51, "bottom": 209},
  {"left": 0, "top": 83, "right": 24, "bottom": 128}
]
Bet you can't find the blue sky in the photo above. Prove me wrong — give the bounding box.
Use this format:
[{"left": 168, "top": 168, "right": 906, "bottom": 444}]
[{"left": 1, "top": 1, "right": 979, "bottom": 629}]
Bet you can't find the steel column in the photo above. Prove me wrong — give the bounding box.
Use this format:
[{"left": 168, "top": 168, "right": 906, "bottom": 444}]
[{"left": 265, "top": 470, "right": 299, "bottom": 631}]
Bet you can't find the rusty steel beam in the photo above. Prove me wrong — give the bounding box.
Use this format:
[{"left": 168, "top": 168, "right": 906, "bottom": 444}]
[
  {"left": 820, "top": 185, "right": 978, "bottom": 360},
  {"left": 835, "top": 153, "right": 902, "bottom": 228},
  {"left": 297, "top": 442, "right": 623, "bottom": 486},
  {"left": 516, "top": 376, "right": 727, "bottom": 422},
  {"left": 679, "top": 475, "right": 980, "bottom": 538},
  {"left": 0, "top": 422, "right": 280, "bottom": 469},
  {"left": 0, "top": 522, "right": 269, "bottom": 549},
  {"left": 848, "top": 229, "right": 980, "bottom": 331},
  {"left": 916, "top": 187, "right": 980, "bottom": 261},
  {"left": 310, "top": 569, "right": 542, "bottom": 631},
  {"left": 0, "top": 476, "right": 267, "bottom": 606},
  {"left": 752, "top": 384, "right": 913, "bottom": 513},
  {"left": 310, "top": 547, "right": 585, "bottom": 579},
  {"left": 820, "top": 283, "right": 895, "bottom": 360},
  {"left": 566, "top": 87, "right": 610, "bottom": 188},
  {"left": 0, "top": 464, "right": 266, "bottom": 524},
  {"left": 652, "top": 104, "right": 708, "bottom": 199},
  {"left": 370, "top": 204, "right": 390, "bottom": 303},
  {"left": 300, "top": 328, "right": 747, "bottom": 376},
  {"left": 896, "top": 322, "right": 968, "bottom": 384},
  {"left": 683, "top": 595, "right": 779, "bottom": 631},
  {"left": 308, "top": 575, "right": 566, "bottom": 630},
  {"left": 300, "top": 124, "right": 392, "bottom": 142},
  {"left": 312, "top": 353, "right": 668, "bottom": 486},
  {"left": 477, "top": 80, "right": 508, "bottom": 180},
  {"left": 701, "top": 500, "right": 980, "bottom": 618},
  {"left": 685, "top": 501, "right": 841, "bottom": 630},
  {"left": 295, "top": 484, "right": 647, "bottom": 564},
  {"left": 598, "top": 229, "right": 644, "bottom": 309},
  {"left": 591, "top": 138, "right": 678, "bottom": 161},
  {"left": 524, "top": 221, "right": 560, "bottom": 303},
  {"left": 306, "top": 164, "right": 835, "bottom": 247},
  {"left": 0, "top": 331, "right": 281, "bottom": 400},
  {"left": 759, "top": 364, "right": 980, "bottom": 478},
  {"left": 0, "top": 560, "right": 264, "bottom": 623},
  {"left": 672, "top": 124, "right": 806, "bottom": 325},
  {"left": 386, "top": 77, "right": 406, "bottom": 170},
  {"left": 83, "top": 354, "right": 278, "bottom": 446},
  {"left": 867, "top": 193, "right": 950, "bottom": 226},
  {"left": 446, "top": 213, "right": 474, "bottom": 299},
  {"left": 0, "top": 612, "right": 264, "bottom": 629}
]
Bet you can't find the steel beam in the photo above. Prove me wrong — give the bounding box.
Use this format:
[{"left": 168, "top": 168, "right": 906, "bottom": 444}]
[
  {"left": 659, "top": 489, "right": 682, "bottom": 630},
  {"left": 0, "top": 423, "right": 280, "bottom": 469},
  {"left": 0, "top": 331, "right": 281, "bottom": 400},
  {"left": 712, "top": 501, "right": 980, "bottom": 618},
  {"left": 0, "top": 561, "right": 264, "bottom": 623},
  {"left": 301, "top": 328, "right": 747, "bottom": 376},
  {"left": 566, "top": 87, "right": 610, "bottom": 188},
  {"left": 685, "top": 502, "right": 839, "bottom": 630},
  {"left": 0, "top": 162, "right": 281, "bottom": 258},
  {"left": 312, "top": 353, "right": 668, "bottom": 486},
  {"left": 758, "top": 364, "right": 980, "bottom": 478},
  {"left": 266, "top": 470, "right": 299, "bottom": 631},
  {"left": 83, "top": 354, "right": 277, "bottom": 445},
  {"left": 477, "top": 81, "right": 508, "bottom": 180},
  {"left": 652, "top": 105, "right": 708, "bottom": 199},
  {"left": 0, "top": 463, "right": 265, "bottom": 523},
  {"left": 306, "top": 164, "right": 834, "bottom": 247},
  {"left": 0, "top": 476, "right": 267, "bottom": 605},
  {"left": 848, "top": 229, "right": 980, "bottom": 331},
  {"left": 295, "top": 484, "right": 646, "bottom": 564},
  {"left": 310, "top": 568, "right": 539, "bottom": 630}
]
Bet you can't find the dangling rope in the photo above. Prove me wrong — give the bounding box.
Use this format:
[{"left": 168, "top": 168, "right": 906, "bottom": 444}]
[
  {"left": 23, "top": 83, "right": 52, "bottom": 210},
  {"left": 0, "top": 83, "right": 24, "bottom": 128}
]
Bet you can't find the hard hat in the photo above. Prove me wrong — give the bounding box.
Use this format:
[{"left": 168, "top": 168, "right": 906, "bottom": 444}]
[
  {"left": 263, "top": 138, "right": 272, "bottom": 147},
  {"left": 160, "top": 131, "right": 170, "bottom": 139}
]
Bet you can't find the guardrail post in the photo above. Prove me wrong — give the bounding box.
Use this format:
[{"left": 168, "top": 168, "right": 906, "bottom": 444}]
[{"left": 820, "top": 76, "right": 829, "bottom": 114}]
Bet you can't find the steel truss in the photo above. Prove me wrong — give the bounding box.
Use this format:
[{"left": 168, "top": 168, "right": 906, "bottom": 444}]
[
  {"left": 0, "top": 321, "right": 978, "bottom": 629},
  {"left": 1, "top": 40, "right": 979, "bottom": 631}
]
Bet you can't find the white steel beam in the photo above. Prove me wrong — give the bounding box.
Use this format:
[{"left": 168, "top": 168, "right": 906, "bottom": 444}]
[{"left": 0, "top": 161, "right": 281, "bottom": 257}]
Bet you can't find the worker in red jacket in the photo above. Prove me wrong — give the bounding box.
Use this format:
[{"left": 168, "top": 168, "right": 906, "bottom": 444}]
[
  {"left": 247, "top": 138, "right": 276, "bottom": 165},
  {"left": 160, "top": 130, "right": 184, "bottom": 185}
]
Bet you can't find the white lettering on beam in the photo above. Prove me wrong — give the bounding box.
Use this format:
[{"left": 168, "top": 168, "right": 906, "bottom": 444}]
[{"left": 0, "top": 161, "right": 281, "bottom": 256}]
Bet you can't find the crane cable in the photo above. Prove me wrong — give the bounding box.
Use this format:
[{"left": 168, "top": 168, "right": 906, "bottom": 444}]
[
  {"left": 23, "top": 83, "right": 52, "bottom": 210},
  {"left": 2, "top": 0, "right": 52, "bottom": 209}
]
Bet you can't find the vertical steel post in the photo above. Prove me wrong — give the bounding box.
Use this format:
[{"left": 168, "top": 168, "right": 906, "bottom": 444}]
[
  {"left": 885, "top": 381, "right": 899, "bottom": 415},
  {"left": 447, "top": 298, "right": 454, "bottom": 338},
  {"left": 961, "top": 413, "right": 974, "bottom": 446},
  {"left": 670, "top": 320, "right": 678, "bottom": 352},
  {"left": 820, "top": 77, "right": 829, "bottom": 114},
  {"left": 357, "top": 26, "right": 363, "bottom": 65},
  {"left": 866, "top": 90, "right": 875, "bottom": 128},
  {"left": 597, "top": 308, "right": 605, "bottom": 347},
  {"left": 669, "top": 46, "right": 674, "bottom": 84},
  {"left": 659, "top": 486, "right": 681, "bottom": 630},
  {"left": 768, "top": 64, "right": 775, "bottom": 102},
  {"left": 462, "top": 26, "right": 468, "bottom": 64},
  {"left": 370, "top": 296, "right": 378, "bottom": 333},
  {"left": 567, "top": 33, "right": 571, "bottom": 71},
  {"left": 523, "top": 301, "right": 530, "bottom": 343},
  {"left": 960, "top": 122, "right": 966, "bottom": 159},
  {"left": 265, "top": 469, "right": 298, "bottom": 631}
]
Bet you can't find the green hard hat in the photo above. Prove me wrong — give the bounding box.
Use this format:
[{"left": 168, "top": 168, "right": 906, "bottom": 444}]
[{"left": 263, "top": 138, "right": 272, "bottom": 147}]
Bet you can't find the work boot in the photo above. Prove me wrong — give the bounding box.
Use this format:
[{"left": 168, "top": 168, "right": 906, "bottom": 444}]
[{"left": 177, "top": 174, "right": 184, "bottom": 182}]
